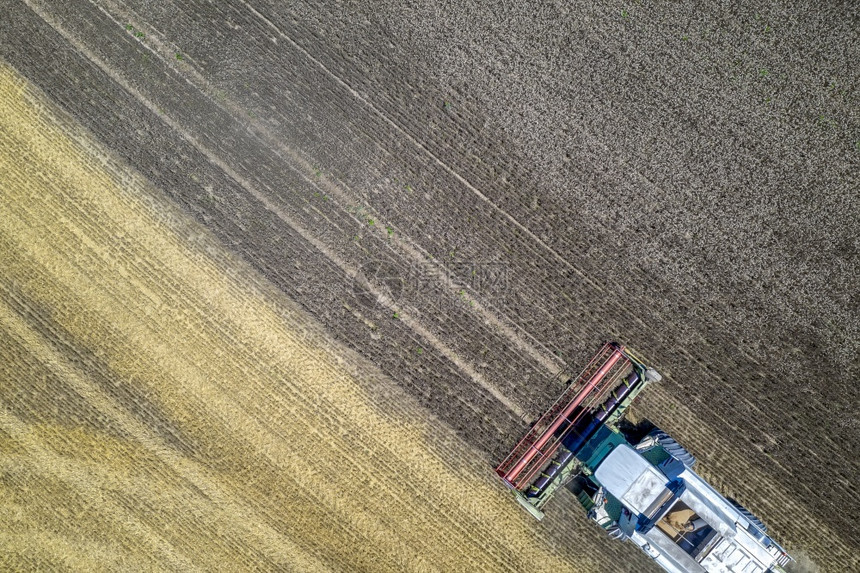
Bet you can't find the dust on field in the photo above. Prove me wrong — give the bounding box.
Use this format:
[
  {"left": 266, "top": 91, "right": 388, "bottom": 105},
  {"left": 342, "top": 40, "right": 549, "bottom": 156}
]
[{"left": 0, "top": 62, "right": 580, "bottom": 572}]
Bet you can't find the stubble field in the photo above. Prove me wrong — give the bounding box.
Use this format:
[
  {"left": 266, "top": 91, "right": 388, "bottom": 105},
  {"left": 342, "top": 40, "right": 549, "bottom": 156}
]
[{"left": 1, "top": 1, "right": 857, "bottom": 571}]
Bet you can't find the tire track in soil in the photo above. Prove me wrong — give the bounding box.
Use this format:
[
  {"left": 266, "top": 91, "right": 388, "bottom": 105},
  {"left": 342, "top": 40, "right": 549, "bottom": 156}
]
[
  {"left": 26, "top": 0, "right": 629, "bottom": 431},
  {"left": 21, "top": 0, "right": 526, "bottom": 421}
]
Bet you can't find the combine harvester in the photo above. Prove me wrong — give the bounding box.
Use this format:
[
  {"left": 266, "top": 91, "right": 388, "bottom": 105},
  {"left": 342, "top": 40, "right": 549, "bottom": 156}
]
[{"left": 496, "top": 342, "right": 792, "bottom": 573}]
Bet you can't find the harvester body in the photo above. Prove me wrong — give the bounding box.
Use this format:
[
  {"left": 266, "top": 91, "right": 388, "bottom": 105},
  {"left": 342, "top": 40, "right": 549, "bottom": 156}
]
[{"left": 496, "top": 343, "right": 792, "bottom": 573}]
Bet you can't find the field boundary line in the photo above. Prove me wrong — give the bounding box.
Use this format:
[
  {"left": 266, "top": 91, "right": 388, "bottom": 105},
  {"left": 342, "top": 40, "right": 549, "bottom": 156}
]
[{"left": 19, "top": 0, "right": 526, "bottom": 421}]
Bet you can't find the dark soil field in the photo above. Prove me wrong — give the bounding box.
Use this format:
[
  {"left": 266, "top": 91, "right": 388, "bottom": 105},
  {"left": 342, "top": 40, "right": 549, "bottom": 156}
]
[{"left": 1, "top": 0, "right": 857, "bottom": 570}]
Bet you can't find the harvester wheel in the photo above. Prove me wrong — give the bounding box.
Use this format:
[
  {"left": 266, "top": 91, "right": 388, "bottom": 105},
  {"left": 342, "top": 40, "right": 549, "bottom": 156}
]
[{"left": 648, "top": 428, "right": 696, "bottom": 468}]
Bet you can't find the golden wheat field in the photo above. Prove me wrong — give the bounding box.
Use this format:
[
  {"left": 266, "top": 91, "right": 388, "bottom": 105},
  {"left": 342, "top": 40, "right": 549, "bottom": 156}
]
[{"left": 0, "top": 63, "right": 589, "bottom": 572}]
